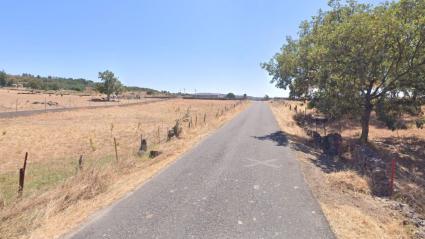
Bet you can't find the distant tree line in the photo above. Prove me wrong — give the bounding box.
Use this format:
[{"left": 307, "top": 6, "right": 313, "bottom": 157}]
[
  {"left": 124, "top": 86, "right": 161, "bottom": 95},
  {"left": 0, "top": 70, "right": 161, "bottom": 98},
  {"left": 0, "top": 71, "right": 95, "bottom": 91}
]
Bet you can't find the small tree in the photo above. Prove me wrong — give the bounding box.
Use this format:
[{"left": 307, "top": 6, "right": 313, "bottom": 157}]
[
  {"left": 264, "top": 95, "right": 270, "bottom": 101},
  {"left": 243, "top": 93, "right": 247, "bottom": 100},
  {"left": 0, "top": 71, "right": 6, "bottom": 87},
  {"left": 226, "top": 92, "right": 236, "bottom": 99},
  {"left": 96, "top": 70, "right": 123, "bottom": 101}
]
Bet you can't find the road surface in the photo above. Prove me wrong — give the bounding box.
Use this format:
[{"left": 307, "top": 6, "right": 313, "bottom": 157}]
[
  {"left": 69, "top": 102, "right": 334, "bottom": 239},
  {"left": 0, "top": 98, "right": 169, "bottom": 119}
]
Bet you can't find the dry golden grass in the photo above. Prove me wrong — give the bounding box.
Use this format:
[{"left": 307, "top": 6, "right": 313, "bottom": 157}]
[
  {"left": 0, "top": 99, "right": 236, "bottom": 171},
  {"left": 0, "top": 88, "right": 151, "bottom": 112},
  {"left": 271, "top": 100, "right": 425, "bottom": 215},
  {"left": 321, "top": 204, "right": 407, "bottom": 239},
  {"left": 269, "top": 101, "right": 413, "bottom": 239},
  {"left": 326, "top": 171, "right": 371, "bottom": 195},
  {"left": 0, "top": 99, "right": 249, "bottom": 239}
]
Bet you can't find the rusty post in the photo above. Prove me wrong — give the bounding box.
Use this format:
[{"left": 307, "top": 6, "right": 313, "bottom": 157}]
[
  {"left": 195, "top": 115, "right": 198, "bottom": 126},
  {"left": 204, "top": 113, "right": 207, "bottom": 123},
  {"left": 114, "top": 137, "right": 119, "bottom": 161},
  {"left": 18, "top": 152, "right": 28, "bottom": 197}
]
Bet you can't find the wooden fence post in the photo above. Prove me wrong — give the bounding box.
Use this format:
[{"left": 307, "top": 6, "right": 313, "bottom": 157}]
[
  {"left": 78, "top": 155, "right": 84, "bottom": 171},
  {"left": 18, "top": 152, "right": 28, "bottom": 197},
  {"left": 114, "top": 137, "right": 119, "bottom": 161},
  {"left": 323, "top": 121, "right": 327, "bottom": 136},
  {"left": 204, "top": 113, "right": 207, "bottom": 124},
  {"left": 157, "top": 126, "right": 161, "bottom": 143}
]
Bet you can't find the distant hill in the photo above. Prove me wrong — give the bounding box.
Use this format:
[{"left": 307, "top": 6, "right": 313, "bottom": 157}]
[
  {"left": 0, "top": 72, "right": 95, "bottom": 91},
  {"left": 124, "top": 86, "right": 162, "bottom": 95},
  {"left": 0, "top": 71, "right": 161, "bottom": 94}
]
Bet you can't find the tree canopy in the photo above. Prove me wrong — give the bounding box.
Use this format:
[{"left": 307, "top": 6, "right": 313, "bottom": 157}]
[
  {"left": 96, "top": 70, "right": 123, "bottom": 101},
  {"left": 262, "top": 0, "right": 425, "bottom": 143},
  {"left": 226, "top": 92, "right": 236, "bottom": 99},
  {"left": 0, "top": 71, "right": 6, "bottom": 87},
  {"left": 0, "top": 72, "right": 93, "bottom": 90}
]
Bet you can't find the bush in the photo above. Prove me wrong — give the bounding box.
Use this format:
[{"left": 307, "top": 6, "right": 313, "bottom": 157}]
[{"left": 416, "top": 118, "right": 425, "bottom": 129}]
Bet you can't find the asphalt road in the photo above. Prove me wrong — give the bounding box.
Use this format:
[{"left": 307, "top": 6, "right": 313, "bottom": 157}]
[
  {"left": 69, "top": 102, "right": 334, "bottom": 239},
  {"left": 0, "top": 98, "right": 168, "bottom": 119}
]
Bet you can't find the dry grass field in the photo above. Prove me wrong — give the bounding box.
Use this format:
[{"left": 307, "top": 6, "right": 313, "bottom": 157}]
[
  {"left": 0, "top": 88, "right": 152, "bottom": 112},
  {"left": 269, "top": 101, "right": 418, "bottom": 239},
  {"left": 0, "top": 99, "right": 249, "bottom": 239}
]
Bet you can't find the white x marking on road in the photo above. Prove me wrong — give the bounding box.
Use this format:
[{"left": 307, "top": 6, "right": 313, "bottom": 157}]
[{"left": 244, "top": 158, "right": 282, "bottom": 169}]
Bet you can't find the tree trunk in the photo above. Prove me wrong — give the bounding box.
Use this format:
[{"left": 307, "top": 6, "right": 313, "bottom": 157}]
[
  {"left": 107, "top": 93, "right": 110, "bottom": 102},
  {"left": 360, "top": 101, "right": 373, "bottom": 144}
]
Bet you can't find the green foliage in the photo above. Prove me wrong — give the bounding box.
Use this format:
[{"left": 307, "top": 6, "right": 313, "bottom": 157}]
[
  {"left": 264, "top": 94, "right": 270, "bottom": 100},
  {"left": 124, "top": 86, "right": 159, "bottom": 94},
  {"left": 226, "top": 92, "right": 236, "bottom": 99},
  {"left": 27, "top": 79, "right": 42, "bottom": 89},
  {"left": 376, "top": 99, "right": 408, "bottom": 131},
  {"left": 145, "top": 90, "right": 155, "bottom": 95},
  {"left": 0, "top": 72, "right": 94, "bottom": 91},
  {"left": 96, "top": 70, "right": 123, "bottom": 101},
  {"left": 0, "top": 71, "right": 6, "bottom": 86},
  {"left": 262, "top": 0, "right": 425, "bottom": 143}
]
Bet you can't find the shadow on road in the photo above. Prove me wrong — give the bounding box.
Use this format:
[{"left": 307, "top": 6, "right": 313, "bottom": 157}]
[
  {"left": 253, "top": 130, "right": 346, "bottom": 173},
  {"left": 253, "top": 131, "right": 289, "bottom": 146}
]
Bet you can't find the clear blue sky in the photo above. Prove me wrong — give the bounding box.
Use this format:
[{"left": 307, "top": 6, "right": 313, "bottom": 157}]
[{"left": 0, "top": 0, "right": 382, "bottom": 97}]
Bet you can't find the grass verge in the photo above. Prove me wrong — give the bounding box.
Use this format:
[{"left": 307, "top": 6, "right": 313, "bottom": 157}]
[{"left": 269, "top": 100, "right": 414, "bottom": 239}]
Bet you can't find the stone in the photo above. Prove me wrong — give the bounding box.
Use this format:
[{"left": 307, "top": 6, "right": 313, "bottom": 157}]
[
  {"left": 371, "top": 168, "right": 391, "bottom": 197},
  {"left": 353, "top": 144, "right": 392, "bottom": 197},
  {"left": 321, "top": 133, "right": 342, "bottom": 156},
  {"left": 149, "top": 150, "right": 161, "bottom": 158},
  {"left": 312, "top": 131, "right": 322, "bottom": 147}
]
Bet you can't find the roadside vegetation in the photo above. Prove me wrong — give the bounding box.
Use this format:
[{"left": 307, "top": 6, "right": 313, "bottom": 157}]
[
  {"left": 270, "top": 101, "right": 418, "bottom": 239},
  {"left": 262, "top": 0, "right": 425, "bottom": 144},
  {"left": 263, "top": 0, "right": 425, "bottom": 237}
]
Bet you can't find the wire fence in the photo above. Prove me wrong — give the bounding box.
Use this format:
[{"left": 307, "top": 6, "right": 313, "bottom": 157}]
[{"left": 0, "top": 100, "right": 245, "bottom": 204}]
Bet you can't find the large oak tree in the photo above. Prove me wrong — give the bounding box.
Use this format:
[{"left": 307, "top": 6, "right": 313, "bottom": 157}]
[{"left": 262, "top": 0, "right": 425, "bottom": 143}]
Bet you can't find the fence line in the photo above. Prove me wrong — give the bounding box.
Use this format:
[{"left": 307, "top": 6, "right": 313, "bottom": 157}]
[{"left": 12, "top": 101, "right": 245, "bottom": 198}]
